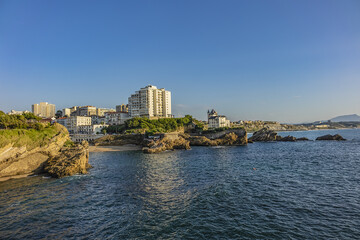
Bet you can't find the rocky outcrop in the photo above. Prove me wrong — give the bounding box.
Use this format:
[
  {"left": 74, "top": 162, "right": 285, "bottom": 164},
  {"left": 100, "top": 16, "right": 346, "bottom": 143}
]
[
  {"left": 316, "top": 134, "right": 346, "bottom": 141},
  {"left": 93, "top": 134, "right": 144, "bottom": 146},
  {"left": 142, "top": 133, "right": 190, "bottom": 153},
  {"left": 186, "top": 129, "right": 248, "bottom": 146},
  {"left": 0, "top": 124, "right": 90, "bottom": 180},
  {"left": 276, "top": 135, "right": 297, "bottom": 142},
  {"left": 248, "top": 128, "right": 309, "bottom": 142},
  {"left": 248, "top": 128, "right": 278, "bottom": 142},
  {"left": 44, "top": 141, "right": 91, "bottom": 178}
]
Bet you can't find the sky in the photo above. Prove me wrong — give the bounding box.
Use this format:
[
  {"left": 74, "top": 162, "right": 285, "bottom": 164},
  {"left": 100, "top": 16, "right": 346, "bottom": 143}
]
[{"left": 0, "top": 0, "right": 359, "bottom": 123}]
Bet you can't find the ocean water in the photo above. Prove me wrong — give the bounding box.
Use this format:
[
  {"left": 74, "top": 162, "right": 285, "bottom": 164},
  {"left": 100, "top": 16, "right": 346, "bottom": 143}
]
[{"left": 1, "top": 129, "right": 360, "bottom": 239}]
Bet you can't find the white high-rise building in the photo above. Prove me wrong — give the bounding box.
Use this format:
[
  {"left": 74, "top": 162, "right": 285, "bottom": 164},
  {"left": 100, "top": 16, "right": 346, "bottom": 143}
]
[
  {"left": 128, "top": 85, "right": 172, "bottom": 118},
  {"left": 32, "top": 102, "right": 56, "bottom": 118}
]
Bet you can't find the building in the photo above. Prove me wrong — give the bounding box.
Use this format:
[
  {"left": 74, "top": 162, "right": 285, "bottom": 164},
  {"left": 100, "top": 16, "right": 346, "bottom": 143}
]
[
  {"left": 65, "top": 116, "right": 92, "bottom": 134},
  {"left": 128, "top": 85, "right": 171, "bottom": 118},
  {"left": 207, "top": 109, "right": 231, "bottom": 129},
  {"left": 96, "top": 108, "right": 115, "bottom": 117},
  {"left": 56, "top": 117, "right": 68, "bottom": 127},
  {"left": 8, "top": 110, "right": 30, "bottom": 115},
  {"left": 32, "top": 102, "right": 56, "bottom": 118},
  {"left": 77, "top": 106, "right": 97, "bottom": 116},
  {"left": 116, "top": 104, "right": 128, "bottom": 113},
  {"left": 105, "top": 112, "right": 130, "bottom": 125}
]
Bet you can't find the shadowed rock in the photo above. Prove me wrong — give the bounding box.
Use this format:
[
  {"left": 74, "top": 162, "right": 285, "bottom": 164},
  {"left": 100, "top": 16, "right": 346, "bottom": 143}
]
[
  {"left": 44, "top": 141, "right": 91, "bottom": 178},
  {"left": 316, "top": 134, "right": 346, "bottom": 141}
]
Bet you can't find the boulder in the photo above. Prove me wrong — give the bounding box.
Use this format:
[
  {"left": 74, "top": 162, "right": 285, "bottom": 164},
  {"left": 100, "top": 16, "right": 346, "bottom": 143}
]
[{"left": 316, "top": 134, "right": 346, "bottom": 141}]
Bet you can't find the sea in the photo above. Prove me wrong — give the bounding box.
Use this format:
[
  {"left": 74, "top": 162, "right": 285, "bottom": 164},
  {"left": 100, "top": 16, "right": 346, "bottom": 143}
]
[{"left": 0, "top": 129, "right": 359, "bottom": 239}]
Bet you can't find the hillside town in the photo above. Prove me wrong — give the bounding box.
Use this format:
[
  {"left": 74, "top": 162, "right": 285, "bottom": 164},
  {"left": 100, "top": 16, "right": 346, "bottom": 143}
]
[{"left": 5, "top": 84, "right": 360, "bottom": 143}]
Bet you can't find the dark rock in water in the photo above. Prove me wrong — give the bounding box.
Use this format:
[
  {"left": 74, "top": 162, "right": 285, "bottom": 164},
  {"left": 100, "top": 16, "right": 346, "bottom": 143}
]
[
  {"left": 297, "top": 137, "right": 309, "bottom": 141},
  {"left": 278, "top": 136, "right": 297, "bottom": 142},
  {"left": 248, "top": 128, "right": 278, "bottom": 142},
  {"left": 316, "top": 134, "right": 346, "bottom": 141}
]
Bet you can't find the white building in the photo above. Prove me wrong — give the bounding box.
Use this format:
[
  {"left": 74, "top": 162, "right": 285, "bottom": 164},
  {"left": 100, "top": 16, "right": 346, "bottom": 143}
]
[
  {"left": 65, "top": 116, "right": 92, "bottom": 134},
  {"left": 128, "top": 85, "right": 171, "bottom": 118},
  {"left": 105, "top": 112, "right": 130, "bottom": 125},
  {"left": 8, "top": 110, "right": 30, "bottom": 115},
  {"left": 32, "top": 102, "right": 56, "bottom": 118},
  {"left": 207, "top": 109, "right": 231, "bottom": 129}
]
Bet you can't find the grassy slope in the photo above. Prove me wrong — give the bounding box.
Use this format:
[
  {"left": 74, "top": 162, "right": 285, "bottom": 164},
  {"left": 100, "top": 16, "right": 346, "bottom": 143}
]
[{"left": 0, "top": 124, "right": 68, "bottom": 150}]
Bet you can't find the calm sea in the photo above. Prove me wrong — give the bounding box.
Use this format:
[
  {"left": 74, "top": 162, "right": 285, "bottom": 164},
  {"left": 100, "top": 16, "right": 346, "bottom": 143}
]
[{"left": 1, "top": 129, "right": 359, "bottom": 239}]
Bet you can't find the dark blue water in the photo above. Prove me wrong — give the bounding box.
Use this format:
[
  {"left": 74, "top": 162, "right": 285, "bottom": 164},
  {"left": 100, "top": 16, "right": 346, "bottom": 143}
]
[{"left": 1, "top": 129, "right": 360, "bottom": 239}]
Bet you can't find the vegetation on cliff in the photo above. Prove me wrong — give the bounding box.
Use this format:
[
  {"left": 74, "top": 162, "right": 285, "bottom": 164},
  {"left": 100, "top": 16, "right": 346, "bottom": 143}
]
[
  {"left": 103, "top": 115, "right": 198, "bottom": 134},
  {"left": 0, "top": 123, "right": 67, "bottom": 150},
  {"left": 0, "top": 111, "right": 42, "bottom": 129}
]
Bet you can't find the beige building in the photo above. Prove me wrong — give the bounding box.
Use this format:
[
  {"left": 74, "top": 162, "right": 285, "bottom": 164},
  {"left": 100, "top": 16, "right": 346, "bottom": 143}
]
[
  {"left": 116, "top": 104, "right": 128, "bottom": 113},
  {"left": 128, "top": 85, "right": 171, "bottom": 118},
  {"left": 96, "top": 108, "right": 115, "bottom": 117},
  {"left": 207, "top": 109, "right": 231, "bottom": 129},
  {"left": 32, "top": 102, "right": 56, "bottom": 118}
]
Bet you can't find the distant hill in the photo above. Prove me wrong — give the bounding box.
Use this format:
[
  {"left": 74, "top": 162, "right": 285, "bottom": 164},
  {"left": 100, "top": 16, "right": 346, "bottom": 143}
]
[{"left": 329, "top": 114, "right": 360, "bottom": 122}]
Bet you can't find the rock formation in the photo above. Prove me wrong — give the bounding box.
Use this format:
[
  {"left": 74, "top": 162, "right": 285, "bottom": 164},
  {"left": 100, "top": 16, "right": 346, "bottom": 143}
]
[
  {"left": 0, "top": 124, "right": 90, "bottom": 180},
  {"left": 248, "top": 128, "right": 309, "bottom": 142},
  {"left": 186, "top": 129, "right": 247, "bottom": 146},
  {"left": 45, "top": 141, "right": 91, "bottom": 178},
  {"left": 142, "top": 134, "right": 190, "bottom": 154},
  {"left": 316, "top": 134, "right": 346, "bottom": 141},
  {"left": 248, "top": 128, "right": 278, "bottom": 142}
]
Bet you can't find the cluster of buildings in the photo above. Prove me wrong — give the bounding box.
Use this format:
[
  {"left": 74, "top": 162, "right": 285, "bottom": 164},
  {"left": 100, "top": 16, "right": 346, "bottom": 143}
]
[
  {"left": 9, "top": 85, "right": 236, "bottom": 138},
  {"left": 25, "top": 85, "right": 172, "bottom": 140}
]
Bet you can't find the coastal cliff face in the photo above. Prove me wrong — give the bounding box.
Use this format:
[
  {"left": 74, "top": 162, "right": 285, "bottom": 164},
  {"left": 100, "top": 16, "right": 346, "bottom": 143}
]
[
  {"left": 45, "top": 141, "right": 91, "bottom": 178},
  {"left": 0, "top": 123, "right": 90, "bottom": 180}
]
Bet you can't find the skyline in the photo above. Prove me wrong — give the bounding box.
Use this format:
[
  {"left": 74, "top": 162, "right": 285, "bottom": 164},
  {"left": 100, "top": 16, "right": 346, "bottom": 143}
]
[{"left": 1, "top": 0, "right": 360, "bottom": 123}]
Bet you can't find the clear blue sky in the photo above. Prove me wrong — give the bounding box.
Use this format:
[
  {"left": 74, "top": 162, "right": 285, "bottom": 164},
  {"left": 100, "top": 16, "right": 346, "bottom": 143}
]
[{"left": 0, "top": 0, "right": 359, "bottom": 123}]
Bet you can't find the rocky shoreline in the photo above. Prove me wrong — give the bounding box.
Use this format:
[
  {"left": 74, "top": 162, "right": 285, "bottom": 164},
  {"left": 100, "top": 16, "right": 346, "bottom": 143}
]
[{"left": 0, "top": 124, "right": 91, "bottom": 181}]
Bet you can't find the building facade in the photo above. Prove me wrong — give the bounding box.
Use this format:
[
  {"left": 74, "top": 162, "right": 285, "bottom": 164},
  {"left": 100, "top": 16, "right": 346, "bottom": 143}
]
[
  {"left": 207, "top": 109, "right": 231, "bottom": 129},
  {"left": 105, "top": 112, "right": 130, "bottom": 125},
  {"left": 128, "top": 85, "right": 171, "bottom": 118},
  {"left": 32, "top": 102, "right": 56, "bottom": 118},
  {"left": 65, "top": 116, "right": 92, "bottom": 134},
  {"left": 116, "top": 104, "right": 128, "bottom": 113}
]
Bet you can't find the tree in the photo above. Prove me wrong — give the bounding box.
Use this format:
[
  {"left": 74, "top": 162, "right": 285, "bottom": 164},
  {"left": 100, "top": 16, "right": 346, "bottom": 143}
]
[{"left": 55, "top": 110, "right": 63, "bottom": 119}]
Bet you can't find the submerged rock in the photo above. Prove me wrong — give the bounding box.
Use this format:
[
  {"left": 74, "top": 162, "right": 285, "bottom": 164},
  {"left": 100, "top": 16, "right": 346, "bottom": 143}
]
[
  {"left": 44, "top": 141, "right": 91, "bottom": 178},
  {"left": 316, "top": 134, "right": 346, "bottom": 141}
]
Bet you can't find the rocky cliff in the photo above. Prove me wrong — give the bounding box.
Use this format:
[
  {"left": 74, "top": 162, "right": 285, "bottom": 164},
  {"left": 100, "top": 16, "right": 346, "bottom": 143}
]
[
  {"left": 0, "top": 123, "right": 90, "bottom": 180},
  {"left": 45, "top": 141, "right": 91, "bottom": 178}
]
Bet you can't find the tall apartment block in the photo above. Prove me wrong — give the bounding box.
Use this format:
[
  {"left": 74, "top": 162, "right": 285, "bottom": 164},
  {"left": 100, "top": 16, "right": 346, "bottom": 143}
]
[
  {"left": 128, "top": 85, "right": 171, "bottom": 118},
  {"left": 32, "top": 102, "right": 56, "bottom": 118}
]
